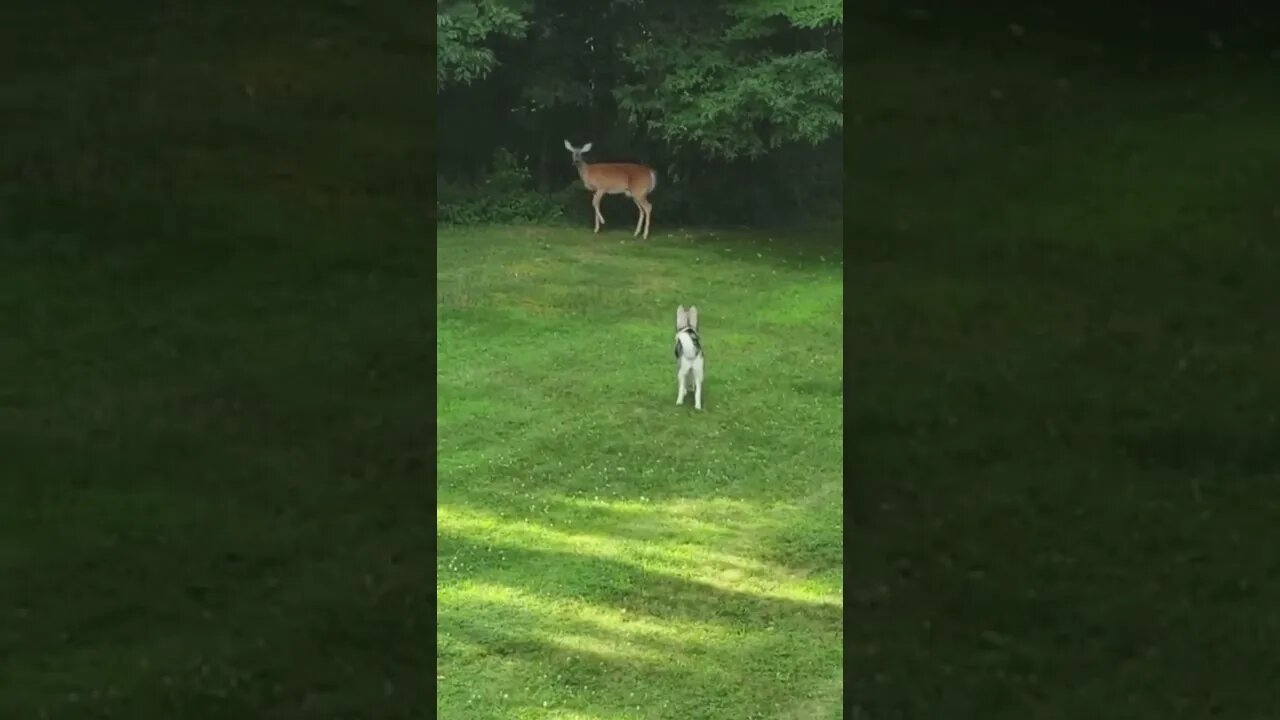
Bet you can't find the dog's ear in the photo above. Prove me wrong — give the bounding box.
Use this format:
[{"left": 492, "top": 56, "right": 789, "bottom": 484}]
[
  {"left": 688, "top": 306, "right": 699, "bottom": 330},
  {"left": 676, "top": 305, "right": 686, "bottom": 329}
]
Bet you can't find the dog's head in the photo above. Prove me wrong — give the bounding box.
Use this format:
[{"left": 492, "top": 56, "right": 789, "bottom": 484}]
[{"left": 676, "top": 305, "right": 699, "bottom": 331}]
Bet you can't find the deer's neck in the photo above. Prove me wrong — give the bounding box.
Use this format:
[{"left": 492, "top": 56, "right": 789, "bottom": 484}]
[{"left": 574, "top": 160, "right": 591, "bottom": 184}]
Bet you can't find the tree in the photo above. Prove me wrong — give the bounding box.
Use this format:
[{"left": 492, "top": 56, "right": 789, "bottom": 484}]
[
  {"left": 436, "top": 0, "right": 529, "bottom": 91},
  {"left": 616, "top": 0, "right": 843, "bottom": 160}
]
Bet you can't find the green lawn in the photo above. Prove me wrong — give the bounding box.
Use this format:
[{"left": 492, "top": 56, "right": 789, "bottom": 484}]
[
  {"left": 2, "top": 2, "right": 429, "bottom": 717},
  {"left": 851, "top": 10, "right": 1280, "bottom": 718},
  {"left": 436, "top": 225, "right": 844, "bottom": 719}
]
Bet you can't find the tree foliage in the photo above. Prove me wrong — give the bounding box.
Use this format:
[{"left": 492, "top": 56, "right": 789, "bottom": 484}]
[
  {"left": 436, "top": 0, "right": 529, "bottom": 90},
  {"left": 616, "top": 0, "right": 842, "bottom": 160},
  {"left": 436, "top": 0, "right": 843, "bottom": 225}
]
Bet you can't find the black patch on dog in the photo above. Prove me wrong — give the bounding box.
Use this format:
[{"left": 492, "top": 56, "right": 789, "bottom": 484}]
[{"left": 675, "top": 327, "right": 701, "bottom": 358}]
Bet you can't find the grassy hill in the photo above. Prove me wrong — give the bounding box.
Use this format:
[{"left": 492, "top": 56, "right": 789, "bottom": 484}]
[{"left": 436, "top": 224, "right": 844, "bottom": 719}]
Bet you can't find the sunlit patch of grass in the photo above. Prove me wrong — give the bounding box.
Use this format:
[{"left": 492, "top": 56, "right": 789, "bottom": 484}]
[
  {"left": 555, "top": 496, "right": 761, "bottom": 539},
  {"left": 516, "top": 710, "right": 635, "bottom": 720},
  {"left": 439, "top": 504, "right": 840, "bottom": 606},
  {"left": 438, "top": 580, "right": 734, "bottom": 648}
]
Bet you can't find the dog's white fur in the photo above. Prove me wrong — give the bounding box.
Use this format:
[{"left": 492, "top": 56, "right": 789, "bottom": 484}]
[{"left": 675, "top": 305, "right": 704, "bottom": 410}]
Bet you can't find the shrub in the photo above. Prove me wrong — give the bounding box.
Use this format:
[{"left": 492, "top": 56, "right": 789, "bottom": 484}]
[{"left": 437, "top": 148, "right": 564, "bottom": 225}]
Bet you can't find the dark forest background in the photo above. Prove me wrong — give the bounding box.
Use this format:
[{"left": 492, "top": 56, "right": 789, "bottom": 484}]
[{"left": 435, "top": 0, "right": 844, "bottom": 227}]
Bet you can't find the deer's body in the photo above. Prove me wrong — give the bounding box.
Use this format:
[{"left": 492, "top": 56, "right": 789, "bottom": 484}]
[{"left": 564, "top": 140, "right": 656, "bottom": 239}]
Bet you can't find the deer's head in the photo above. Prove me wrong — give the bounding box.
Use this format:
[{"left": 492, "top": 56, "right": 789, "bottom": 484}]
[{"left": 563, "top": 139, "right": 593, "bottom": 165}]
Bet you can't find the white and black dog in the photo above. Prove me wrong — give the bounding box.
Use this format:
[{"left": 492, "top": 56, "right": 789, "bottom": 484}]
[{"left": 674, "top": 305, "right": 705, "bottom": 410}]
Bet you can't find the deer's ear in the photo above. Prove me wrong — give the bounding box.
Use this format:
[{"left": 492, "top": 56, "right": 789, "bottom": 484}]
[
  {"left": 581, "top": 142, "right": 593, "bottom": 152},
  {"left": 563, "top": 139, "right": 574, "bottom": 151}
]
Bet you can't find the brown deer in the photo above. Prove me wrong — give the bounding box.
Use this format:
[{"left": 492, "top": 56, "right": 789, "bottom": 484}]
[{"left": 564, "top": 140, "right": 656, "bottom": 240}]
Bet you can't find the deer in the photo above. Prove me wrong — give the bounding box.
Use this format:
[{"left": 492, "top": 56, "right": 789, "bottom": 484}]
[{"left": 563, "top": 140, "right": 656, "bottom": 240}]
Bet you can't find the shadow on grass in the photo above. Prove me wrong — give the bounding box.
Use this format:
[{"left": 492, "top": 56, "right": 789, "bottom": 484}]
[
  {"left": 439, "top": 533, "right": 841, "bottom": 625},
  {"left": 439, "top": 572, "right": 841, "bottom": 717},
  {"left": 504, "top": 222, "right": 844, "bottom": 279},
  {"left": 437, "top": 479, "right": 844, "bottom": 581}
]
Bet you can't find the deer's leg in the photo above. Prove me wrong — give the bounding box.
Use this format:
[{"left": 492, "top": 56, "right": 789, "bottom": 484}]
[
  {"left": 632, "top": 197, "right": 645, "bottom": 237},
  {"left": 638, "top": 196, "right": 653, "bottom": 240},
  {"left": 592, "top": 190, "right": 605, "bottom": 232}
]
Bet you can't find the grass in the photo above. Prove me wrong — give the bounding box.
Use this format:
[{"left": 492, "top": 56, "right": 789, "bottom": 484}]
[
  {"left": 436, "top": 224, "right": 844, "bottom": 719},
  {"left": 851, "top": 7, "right": 1280, "bottom": 718},
  {"left": 2, "top": 2, "right": 429, "bottom": 717}
]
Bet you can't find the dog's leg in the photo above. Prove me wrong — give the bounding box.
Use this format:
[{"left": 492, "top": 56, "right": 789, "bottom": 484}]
[
  {"left": 693, "top": 361, "right": 704, "bottom": 410},
  {"left": 676, "top": 366, "right": 688, "bottom": 406}
]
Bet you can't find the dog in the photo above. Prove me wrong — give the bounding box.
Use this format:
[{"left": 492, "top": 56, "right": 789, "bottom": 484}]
[{"left": 674, "top": 305, "right": 705, "bottom": 410}]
